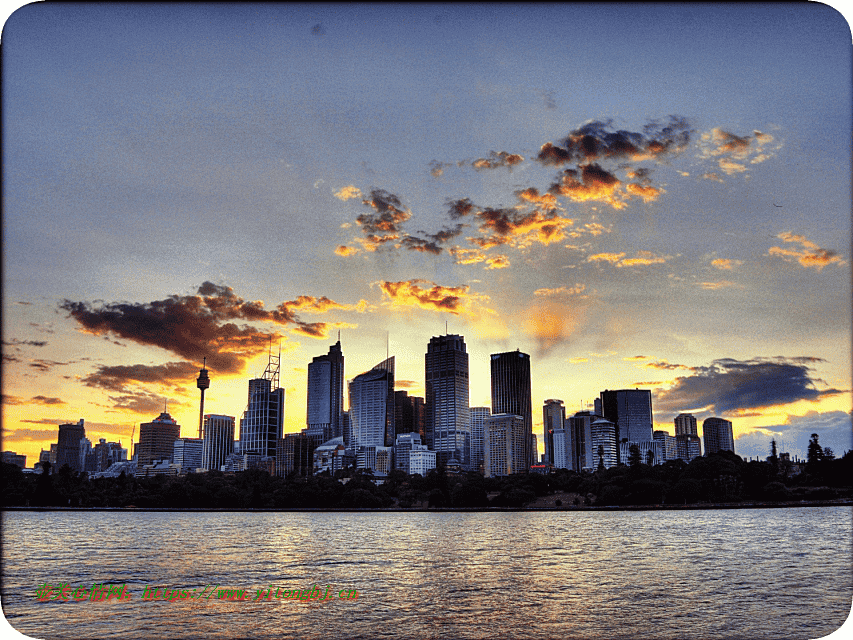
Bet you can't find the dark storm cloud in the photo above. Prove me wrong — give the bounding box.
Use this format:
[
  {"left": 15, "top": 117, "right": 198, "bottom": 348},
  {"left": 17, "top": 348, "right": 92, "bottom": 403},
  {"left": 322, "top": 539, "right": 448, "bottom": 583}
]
[
  {"left": 537, "top": 117, "right": 692, "bottom": 166},
  {"left": 357, "top": 189, "right": 412, "bottom": 234},
  {"left": 655, "top": 357, "right": 842, "bottom": 416},
  {"left": 82, "top": 362, "right": 201, "bottom": 393},
  {"left": 3, "top": 339, "right": 48, "bottom": 348}
]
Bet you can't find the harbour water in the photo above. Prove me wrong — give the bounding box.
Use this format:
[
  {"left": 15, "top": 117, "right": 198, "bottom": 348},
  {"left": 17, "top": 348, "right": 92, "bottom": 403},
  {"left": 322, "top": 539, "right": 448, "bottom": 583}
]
[{"left": 1, "top": 507, "right": 851, "bottom": 639}]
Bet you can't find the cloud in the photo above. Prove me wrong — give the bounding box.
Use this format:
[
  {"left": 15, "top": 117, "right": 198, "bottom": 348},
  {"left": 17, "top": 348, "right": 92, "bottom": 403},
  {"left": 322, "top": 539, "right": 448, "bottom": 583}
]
[
  {"left": 642, "top": 360, "right": 693, "bottom": 371},
  {"left": 60, "top": 283, "right": 366, "bottom": 372},
  {"left": 484, "top": 255, "right": 510, "bottom": 270},
  {"left": 375, "top": 280, "right": 492, "bottom": 317},
  {"left": 1, "top": 427, "right": 60, "bottom": 442},
  {"left": 30, "top": 396, "right": 66, "bottom": 405},
  {"left": 81, "top": 361, "right": 201, "bottom": 393},
  {"left": 711, "top": 258, "right": 743, "bottom": 270},
  {"left": 448, "top": 198, "right": 576, "bottom": 249},
  {"left": 334, "top": 185, "right": 362, "bottom": 201},
  {"left": 537, "top": 117, "right": 691, "bottom": 166},
  {"left": 335, "top": 245, "right": 360, "bottom": 257},
  {"left": 534, "top": 284, "right": 587, "bottom": 298},
  {"left": 549, "top": 164, "right": 626, "bottom": 209},
  {"left": 3, "top": 339, "right": 48, "bottom": 348},
  {"left": 108, "top": 391, "right": 183, "bottom": 415},
  {"left": 768, "top": 232, "right": 844, "bottom": 271},
  {"left": 699, "top": 128, "right": 780, "bottom": 175},
  {"left": 587, "top": 251, "right": 670, "bottom": 268},
  {"left": 697, "top": 280, "right": 741, "bottom": 290},
  {"left": 471, "top": 151, "right": 524, "bottom": 170},
  {"left": 655, "top": 357, "right": 842, "bottom": 419},
  {"left": 2, "top": 394, "right": 25, "bottom": 405},
  {"left": 395, "top": 380, "right": 419, "bottom": 389}
]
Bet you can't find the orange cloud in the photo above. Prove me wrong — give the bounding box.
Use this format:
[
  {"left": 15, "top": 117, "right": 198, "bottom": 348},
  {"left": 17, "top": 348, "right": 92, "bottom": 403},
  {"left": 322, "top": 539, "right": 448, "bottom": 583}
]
[
  {"left": 335, "top": 245, "right": 360, "bottom": 257},
  {"left": 587, "top": 251, "right": 669, "bottom": 267},
  {"left": 711, "top": 258, "right": 743, "bottom": 270},
  {"left": 550, "top": 164, "right": 626, "bottom": 209},
  {"left": 484, "top": 255, "right": 510, "bottom": 270},
  {"left": 626, "top": 182, "right": 663, "bottom": 202},
  {"left": 334, "top": 185, "right": 362, "bottom": 201},
  {"left": 768, "top": 232, "right": 844, "bottom": 271},
  {"left": 375, "top": 280, "right": 492, "bottom": 317},
  {"left": 700, "top": 128, "right": 779, "bottom": 176},
  {"left": 472, "top": 151, "right": 524, "bottom": 170}
]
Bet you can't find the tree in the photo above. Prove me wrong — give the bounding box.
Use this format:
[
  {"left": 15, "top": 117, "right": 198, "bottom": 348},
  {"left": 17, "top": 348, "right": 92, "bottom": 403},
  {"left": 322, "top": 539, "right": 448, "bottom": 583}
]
[
  {"left": 645, "top": 449, "right": 655, "bottom": 466},
  {"left": 769, "top": 440, "right": 779, "bottom": 475},
  {"left": 628, "top": 444, "right": 642, "bottom": 467},
  {"left": 807, "top": 433, "right": 824, "bottom": 471},
  {"left": 597, "top": 445, "right": 605, "bottom": 472}
]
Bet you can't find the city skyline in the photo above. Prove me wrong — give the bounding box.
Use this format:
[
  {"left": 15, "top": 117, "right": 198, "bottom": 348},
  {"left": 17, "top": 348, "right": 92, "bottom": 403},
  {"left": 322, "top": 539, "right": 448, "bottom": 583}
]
[{"left": 2, "top": 4, "right": 851, "bottom": 467}]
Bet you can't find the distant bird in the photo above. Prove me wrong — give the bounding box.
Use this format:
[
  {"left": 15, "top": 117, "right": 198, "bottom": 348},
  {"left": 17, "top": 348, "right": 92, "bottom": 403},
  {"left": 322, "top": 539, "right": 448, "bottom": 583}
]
[{"left": 773, "top": 202, "right": 783, "bottom": 207}]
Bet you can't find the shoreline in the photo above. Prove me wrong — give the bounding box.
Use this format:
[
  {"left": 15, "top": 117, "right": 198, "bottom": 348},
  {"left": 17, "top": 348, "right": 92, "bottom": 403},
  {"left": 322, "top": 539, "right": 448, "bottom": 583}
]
[{"left": 2, "top": 499, "right": 850, "bottom": 513}]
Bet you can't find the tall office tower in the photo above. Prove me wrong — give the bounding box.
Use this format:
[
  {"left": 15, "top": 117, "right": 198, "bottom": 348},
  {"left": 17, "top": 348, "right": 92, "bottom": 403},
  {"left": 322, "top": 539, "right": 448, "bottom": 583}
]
[
  {"left": 674, "top": 413, "right": 698, "bottom": 436},
  {"left": 349, "top": 357, "right": 395, "bottom": 448},
  {"left": 590, "top": 417, "right": 617, "bottom": 469},
  {"left": 653, "top": 430, "right": 678, "bottom": 462},
  {"left": 543, "top": 399, "right": 566, "bottom": 465},
  {"left": 703, "top": 417, "right": 735, "bottom": 454},
  {"left": 675, "top": 433, "right": 702, "bottom": 461},
  {"left": 137, "top": 412, "right": 181, "bottom": 465},
  {"left": 202, "top": 414, "right": 235, "bottom": 471},
  {"left": 600, "top": 389, "right": 654, "bottom": 462},
  {"left": 551, "top": 425, "right": 569, "bottom": 469},
  {"left": 490, "top": 350, "right": 533, "bottom": 469},
  {"left": 483, "top": 413, "right": 526, "bottom": 477},
  {"left": 567, "top": 411, "right": 596, "bottom": 471},
  {"left": 173, "top": 438, "right": 204, "bottom": 473},
  {"left": 276, "top": 432, "right": 317, "bottom": 477},
  {"left": 56, "top": 419, "right": 86, "bottom": 472},
  {"left": 412, "top": 396, "right": 426, "bottom": 440},
  {"left": 306, "top": 341, "right": 345, "bottom": 442},
  {"left": 425, "top": 335, "right": 471, "bottom": 468},
  {"left": 240, "top": 352, "right": 285, "bottom": 458},
  {"left": 196, "top": 359, "right": 210, "bottom": 439},
  {"left": 394, "top": 390, "right": 416, "bottom": 435},
  {"left": 470, "top": 406, "right": 491, "bottom": 474},
  {"left": 341, "top": 411, "right": 351, "bottom": 446}
]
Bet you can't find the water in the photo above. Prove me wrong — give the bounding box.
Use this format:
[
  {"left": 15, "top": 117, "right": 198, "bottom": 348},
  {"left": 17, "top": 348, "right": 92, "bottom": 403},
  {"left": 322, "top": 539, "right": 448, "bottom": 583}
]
[{"left": 1, "top": 507, "right": 850, "bottom": 639}]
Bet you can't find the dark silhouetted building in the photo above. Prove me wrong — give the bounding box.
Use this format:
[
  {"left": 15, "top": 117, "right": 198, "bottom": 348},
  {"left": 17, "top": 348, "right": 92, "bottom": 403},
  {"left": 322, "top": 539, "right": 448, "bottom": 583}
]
[
  {"left": 306, "top": 341, "right": 345, "bottom": 442},
  {"left": 490, "top": 350, "right": 533, "bottom": 469},
  {"left": 137, "top": 412, "right": 180, "bottom": 465},
  {"left": 425, "top": 334, "right": 470, "bottom": 468},
  {"left": 703, "top": 417, "right": 735, "bottom": 454},
  {"left": 240, "top": 352, "right": 285, "bottom": 458},
  {"left": 56, "top": 419, "right": 86, "bottom": 472},
  {"left": 600, "top": 389, "right": 654, "bottom": 463}
]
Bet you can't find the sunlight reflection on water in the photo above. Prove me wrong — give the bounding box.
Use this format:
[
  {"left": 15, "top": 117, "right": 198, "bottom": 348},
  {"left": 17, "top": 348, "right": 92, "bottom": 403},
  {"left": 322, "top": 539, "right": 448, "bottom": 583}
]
[{"left": 2, "top": 507, "right": 850, "bottom": 639}]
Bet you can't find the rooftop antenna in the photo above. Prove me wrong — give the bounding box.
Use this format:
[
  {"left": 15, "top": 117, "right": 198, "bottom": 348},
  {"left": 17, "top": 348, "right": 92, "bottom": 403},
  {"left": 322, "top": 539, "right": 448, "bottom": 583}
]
[
  {"left": 386, "top": 330, "right": 389, "bottom": 361},
  {"left": 445, "top": 320, "right": 448, "bottom": 335}
]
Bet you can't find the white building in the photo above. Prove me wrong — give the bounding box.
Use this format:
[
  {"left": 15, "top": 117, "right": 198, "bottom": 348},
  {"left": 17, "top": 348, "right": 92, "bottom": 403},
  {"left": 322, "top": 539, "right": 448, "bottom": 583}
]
[
  {"left": 173, "top": 437, "right": 204, "bottom": 473},
  {"left": 202, "top": 414, "right": 235, "bottom": 471},
  {"left": 349, "top": 358, "right": 395, "bottom": 448},
  {"left": 590, "top": 418, "right": 617, "bottom": 469}
]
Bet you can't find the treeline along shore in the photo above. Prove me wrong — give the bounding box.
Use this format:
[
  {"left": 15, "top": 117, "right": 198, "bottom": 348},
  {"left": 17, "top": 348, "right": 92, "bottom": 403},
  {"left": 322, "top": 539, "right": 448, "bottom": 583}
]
[{"left": 2, "top": 450, "right": 851, "bottom": 511}]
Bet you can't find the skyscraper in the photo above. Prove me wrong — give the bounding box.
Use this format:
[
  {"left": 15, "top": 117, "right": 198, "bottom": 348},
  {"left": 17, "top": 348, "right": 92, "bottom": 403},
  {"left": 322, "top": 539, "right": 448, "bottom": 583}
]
[
  {"left": 543, "top": 399, "right": 566, "bottom": 465},
  {"left": 469, "top": 406, "right": 491, "bottom": 474},
  {"left": 202, "top": 414, "right": 235, "bottom": 471},
  {"left": 490, "top": 350, "right": 533, "bottom": 469},
  {"left": 567, "top": 411, "right": 596, "bottom": 471},
  {"left": 703, "top": 417, "right": 735, "bottom": 454},
  {"left": 306, "top": 340, "right": 345, "bottom": 442},
  {"left": 674, "top": 413, "right": 702, "bottom": 461},
  {"left": 483, "top": 413, "right": 526, "bottom": 477},
  {"left": 674, "top": 413, "right": 698, "bottom": 436},
  {"left": 56, "top": 419, "right": 86, "bottom": 472},
  {"left": 240, "top": 352, "right": 284, "bottom": 458},
  {"left": 425, "top": 334, "right": 470, "bottom": 468},
  {"left": 137, "top": 412, "right": 180, "bottom": 465},
  {"left": 600, "top": 389, "right": 654, "bottom": 462},
  {"left": 348, "top": 357, "right": 395, "bottom": 448},
  {"left": 590, "top": 417, "right": 617, "bottom": 469}
]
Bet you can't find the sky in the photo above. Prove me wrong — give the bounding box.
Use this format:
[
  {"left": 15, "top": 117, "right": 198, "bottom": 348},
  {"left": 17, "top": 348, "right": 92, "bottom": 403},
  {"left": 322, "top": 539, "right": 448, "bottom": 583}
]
[{"left": 2, "top": 3, "right": 851, "bottom": 466}]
